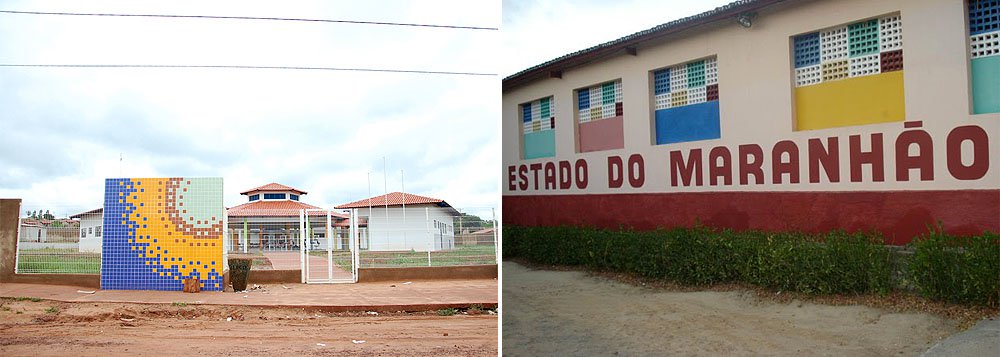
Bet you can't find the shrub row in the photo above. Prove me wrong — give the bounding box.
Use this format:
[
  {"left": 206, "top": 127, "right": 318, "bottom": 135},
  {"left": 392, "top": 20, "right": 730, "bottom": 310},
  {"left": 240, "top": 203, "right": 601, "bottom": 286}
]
[
  {"left": 908, "top": 230, "right": 1000, "bottom": 306},
  {"left": 504, "top": 225, "right": 999, "bottom": 306}
]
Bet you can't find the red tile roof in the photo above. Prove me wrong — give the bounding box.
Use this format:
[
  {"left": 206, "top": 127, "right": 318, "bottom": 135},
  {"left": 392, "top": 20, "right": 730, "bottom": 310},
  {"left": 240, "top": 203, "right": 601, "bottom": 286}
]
[
  {"left": 335, "top": 192, "right": 448, "bottom": 209},
  {"left": 227, "top": 200, "right": 347, "bottom": 219},
  {"left": 240, "top": 183, "right": 307, "bottom": 195},
  {"left": 70, "top": 208, "right": 103, "bottom": 219}
]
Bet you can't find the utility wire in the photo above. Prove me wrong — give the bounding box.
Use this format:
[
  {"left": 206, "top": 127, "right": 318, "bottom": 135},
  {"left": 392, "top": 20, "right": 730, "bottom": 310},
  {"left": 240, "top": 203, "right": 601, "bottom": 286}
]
[
  {"left": 0, "top": 10, "right": 498, "bottom": 30},
  {"left": 0, "top": 64, "right": 497, "bottom": 76}
]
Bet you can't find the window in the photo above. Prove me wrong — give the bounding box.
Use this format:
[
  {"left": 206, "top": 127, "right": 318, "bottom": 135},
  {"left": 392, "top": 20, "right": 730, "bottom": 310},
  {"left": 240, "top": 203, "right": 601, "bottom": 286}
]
[
  {"left": 95, "top": 225, "right": 102, "bottom": 237},
  {"left": 576, "top": 79, "right": 624, "bottom": 152},
  {"left": 520, "top": 96, "right": 556, "bottom": 159},
  {"left": 651, "top": 56, "right": 721, "bottom": 144},
  {"left": 263, "top": 193, "right": 286, "bottom": 200},
  {"left": 969, "top": 0, "right": 1000, "bottom": 114},
  {"left": 791, "top": 14, "right": 905, "bottom": 130},
  {"left": 290, "top": 194, "right": 299, "bottom": 201},
  {"left": 80, "top": 229, "right": 85, "bottom": 238},
  {"left": 88, "top": 227, "right": 93, "bottom": 235},
  {"left": 249, "top": 194, "right": 260, "bottom": 201}
]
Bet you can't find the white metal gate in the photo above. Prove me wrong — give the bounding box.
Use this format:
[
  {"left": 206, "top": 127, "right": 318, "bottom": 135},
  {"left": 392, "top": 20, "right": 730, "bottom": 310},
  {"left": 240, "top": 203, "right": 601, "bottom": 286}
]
[{"left": 299, "top": 209, "right": 358, "bottom": 283}]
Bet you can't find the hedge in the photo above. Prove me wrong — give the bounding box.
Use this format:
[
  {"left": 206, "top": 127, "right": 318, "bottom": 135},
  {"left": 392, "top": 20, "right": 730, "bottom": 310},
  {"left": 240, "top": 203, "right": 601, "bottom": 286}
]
[{"left": 504, "top": 225, "right": 999, "bottom": 306}]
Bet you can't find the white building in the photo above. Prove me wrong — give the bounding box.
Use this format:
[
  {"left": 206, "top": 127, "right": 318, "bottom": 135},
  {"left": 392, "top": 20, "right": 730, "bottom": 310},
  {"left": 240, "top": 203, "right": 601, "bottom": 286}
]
[
  {"left": 71, "top": 208, "right": 103, "bottom": 253},
  {"left": 336, "top": 192, "right": 458, "bottom": 251}
]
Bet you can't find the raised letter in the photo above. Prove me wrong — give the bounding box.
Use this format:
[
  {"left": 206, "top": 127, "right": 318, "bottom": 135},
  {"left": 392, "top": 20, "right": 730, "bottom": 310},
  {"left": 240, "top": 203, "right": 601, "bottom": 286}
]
[
  {"left": 608, "top": 156, "right": 624, "bottom": 188},
  {"left": 517, "top": 165, "right": 528, "bottom": 191},
  {"left": 507, "top": 165, "right": 517, "bottom": 191},
  {"left": 739, "top": 144, "right": 764, "bottom": 185},
  {"left": 772, "top": 140, "right": 801, "bottom": 184},
  {"left": 574, "top": 159, "right": 589, "bottom": 189},
  {"left": 558, "top": 161, "right": 573, "bottom": 189},
  {"left": 544, "top": 162, "right": 557, "bottom": 189},
  {"left": 529, "top": 163, "right": 543, "bottom": 190},
  {"left": 947, "top": 125, "right": 990, "bottom": 180},
  {"left": 670, "top": 149, "right": 703, "bottom": 187},
  {"left": 628, "top": 154, "right": 645, "bottom": 188},
  {"left": 849, "top": 134, "right": 885, "bottom": 182},
  {"left": 708, "top": 147, "right": 732, "bottom": 186},
  {"left": 895, "top": 122, "right": 934, "bottom": 181},
  {"left": 808, "top": 137, "right": 840, "bottom": 183}
]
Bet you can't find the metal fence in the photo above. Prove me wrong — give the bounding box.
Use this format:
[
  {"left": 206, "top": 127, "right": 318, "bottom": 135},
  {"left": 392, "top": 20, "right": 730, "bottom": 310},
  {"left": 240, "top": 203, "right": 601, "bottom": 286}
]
[
  {"left": 15, "top": 208, "right": 102, "bottom": 274},
  {"left": 13, "top": 205, "right": 497, "bottom": 274},
  {"left": 228, "top": 207, "right": 497, "bottom": 269},
  {"left": 354, "top": 206, "right": 497, "bottom": 268}
]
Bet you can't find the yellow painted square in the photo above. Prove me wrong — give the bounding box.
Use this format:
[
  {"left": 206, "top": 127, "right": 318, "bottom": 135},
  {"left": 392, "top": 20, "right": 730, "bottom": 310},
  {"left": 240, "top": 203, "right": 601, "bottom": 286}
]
[{"left": 795, "top": 70, "right": 905, "bottom": 130}]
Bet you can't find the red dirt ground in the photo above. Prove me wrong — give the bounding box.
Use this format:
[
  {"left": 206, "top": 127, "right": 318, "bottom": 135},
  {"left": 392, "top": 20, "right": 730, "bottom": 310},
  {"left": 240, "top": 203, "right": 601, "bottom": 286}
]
[{"left": 0, "top": 298, "right": 497, "bottom": 356}]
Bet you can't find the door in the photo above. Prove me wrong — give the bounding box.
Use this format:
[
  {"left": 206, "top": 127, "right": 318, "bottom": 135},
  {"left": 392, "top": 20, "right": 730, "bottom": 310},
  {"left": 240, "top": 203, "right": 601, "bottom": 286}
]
[{"left": 299, "top": 209, "right": 358, "bottom": 283}]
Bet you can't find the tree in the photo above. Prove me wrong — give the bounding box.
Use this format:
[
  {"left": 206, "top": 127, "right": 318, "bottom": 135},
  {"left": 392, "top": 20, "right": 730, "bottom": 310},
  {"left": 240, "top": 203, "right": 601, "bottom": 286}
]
[{"left": 43, "top": 210, "right": 54, "bottom": 220}]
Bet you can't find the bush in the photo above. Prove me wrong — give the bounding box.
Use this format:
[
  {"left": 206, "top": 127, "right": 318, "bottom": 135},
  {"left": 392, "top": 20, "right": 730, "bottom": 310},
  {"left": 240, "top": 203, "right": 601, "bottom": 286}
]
[
  {"left": 504, "top": 225, "right": 896, "bottom": 296},
  {"left": 229, "top": 258, "right": 253, "bottom": 291},
  {"left": 908, "top": 230, "right": 1000, "bottom": 307}
]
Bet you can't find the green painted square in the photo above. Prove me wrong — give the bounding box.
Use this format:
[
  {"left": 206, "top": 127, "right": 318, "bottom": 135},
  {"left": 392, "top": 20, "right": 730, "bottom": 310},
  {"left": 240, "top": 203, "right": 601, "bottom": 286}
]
[
  {"left": 687, "top": 60, "right": 705, "bottom": 88},
  {"left": 602, "top": 82, "right": 615, "bottom": 105},
  {"left": 848, "top": 19, "right": 879, "bottom": 57},
  {"left": 524, "top": 130, "right": 556, "bottom": 159},
  {"left": 540, "top": 97, "right": 551, "bottom": 118},
  {"left": 972, "top": 56, "right": 1000, "bottom": 114}
]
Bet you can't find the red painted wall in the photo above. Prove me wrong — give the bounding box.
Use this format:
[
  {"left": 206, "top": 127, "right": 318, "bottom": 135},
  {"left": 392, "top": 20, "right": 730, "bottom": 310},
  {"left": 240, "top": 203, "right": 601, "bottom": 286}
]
[
  {"left": 503, "top": 189, "right": 1000, "bottom": 245},
  {"left": 578, "top": 116, "right": 625, "bottom": 153}
]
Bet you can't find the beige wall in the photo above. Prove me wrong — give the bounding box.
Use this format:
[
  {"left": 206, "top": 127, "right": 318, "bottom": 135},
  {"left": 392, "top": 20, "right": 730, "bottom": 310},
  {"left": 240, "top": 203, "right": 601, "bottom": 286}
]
[{"left": 503, "top": 0, "right": 999, "bottom": 195}]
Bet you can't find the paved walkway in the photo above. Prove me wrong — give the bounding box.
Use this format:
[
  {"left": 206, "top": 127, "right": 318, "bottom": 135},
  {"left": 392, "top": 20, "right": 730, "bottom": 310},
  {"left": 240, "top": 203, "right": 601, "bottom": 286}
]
[
  {"left": 922, "top": 317, "right": 1000, "bottom": 357},
  {"left": 0, "top": 279, "right": 497, "bottom": 312}
]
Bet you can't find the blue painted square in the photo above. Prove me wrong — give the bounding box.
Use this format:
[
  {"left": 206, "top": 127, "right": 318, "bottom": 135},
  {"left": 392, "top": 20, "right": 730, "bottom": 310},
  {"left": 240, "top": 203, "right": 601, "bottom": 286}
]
[
  {"left": 794, "top": 32, "right": 821, "bottom": 68},
  {"left": 578, "top": 90, "right": 590, "bottom": 110},
  {"left": 654, "top": 68, "right": 670, "bottom": 95},
  {"left": 655, "top": 101, "right": 721, "bottom": 144},
  {"left": 969, "top": 0, "right": 1000, "bottom": 35},
  {"left": 522, "top": 103, "right": 532, "bottom": 122}
]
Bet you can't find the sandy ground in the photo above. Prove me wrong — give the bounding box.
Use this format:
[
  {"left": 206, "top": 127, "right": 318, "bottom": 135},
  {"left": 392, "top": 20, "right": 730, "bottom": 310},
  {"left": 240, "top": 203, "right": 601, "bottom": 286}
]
[
  {"left": 502, "top": 262, "right": 958, "bottom": 356},
  {"left": 0, "top": 299, "right": 497, "bottom": 356}
]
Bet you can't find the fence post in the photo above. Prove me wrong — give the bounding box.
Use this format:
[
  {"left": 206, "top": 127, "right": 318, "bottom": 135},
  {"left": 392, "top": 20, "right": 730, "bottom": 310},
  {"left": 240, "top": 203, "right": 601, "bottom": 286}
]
[
  {"left": 14, "top": 217, "right": 21, "bottom": 274},
  {"left": 426, "top": 207, "right": 432, "bottom": 266},
  {"left": 492, "top": 208, "right": 499, "bottom": 265}
]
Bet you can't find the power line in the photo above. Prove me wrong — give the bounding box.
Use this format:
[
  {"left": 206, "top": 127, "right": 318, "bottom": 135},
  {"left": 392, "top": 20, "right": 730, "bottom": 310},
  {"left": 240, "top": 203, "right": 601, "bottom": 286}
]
[
  {"left": 0, "top": 10, "right": 498, "bottom": 30},
  {"left": 0, "top": 64, "right": 497, "bottom": 76}
]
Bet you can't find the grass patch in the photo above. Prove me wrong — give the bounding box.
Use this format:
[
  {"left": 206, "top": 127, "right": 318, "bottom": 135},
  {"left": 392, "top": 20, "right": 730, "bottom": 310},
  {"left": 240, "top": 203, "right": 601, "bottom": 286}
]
[
  {"left": 45, "top": 307, "right": 58, "bottom": 314},
  {"left": 172, "top": 302, "right": 188, "bottom": 307},
  {"left": 306, "top": 245, "right": 495, "bottom": 269},
  {"left": 437, "top": 308, "right": 457, "bottom": 316},
  {"left": 16, "top": 249, "right": 100, "bottom": 274},
  {"left": 14, "top": 297, "right": 42, "bottom": 302}
]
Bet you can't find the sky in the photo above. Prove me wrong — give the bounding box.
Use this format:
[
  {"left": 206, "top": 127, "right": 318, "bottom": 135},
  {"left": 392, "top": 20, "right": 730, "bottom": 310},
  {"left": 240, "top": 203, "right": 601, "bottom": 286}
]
[
  {"left": 501, "top": 0, "right": 736, "bottom": 77},
  {"left": 0, "top": 0, "right": 500, "bottom": 217}
]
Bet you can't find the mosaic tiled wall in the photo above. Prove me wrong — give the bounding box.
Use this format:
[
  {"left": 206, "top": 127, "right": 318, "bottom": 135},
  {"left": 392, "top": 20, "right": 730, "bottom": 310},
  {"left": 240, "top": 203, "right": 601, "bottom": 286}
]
[
  {"left": 969, "top": 0, "right": 1000, "bottom": 114},
  {"left": 793, "top": 14, "right": 905, "bottom": 130},
  {"left": 652, "top": 57, "right": 721, "bottom": 144},
  {"left": 521, "top": 96, "right": 556, "bottom": 159},
  {"left": 102, "top": 177, "right": 224, "bottom": 291},
  {"left": 577, "top": 79, "right": 625, "bottom": 152}
]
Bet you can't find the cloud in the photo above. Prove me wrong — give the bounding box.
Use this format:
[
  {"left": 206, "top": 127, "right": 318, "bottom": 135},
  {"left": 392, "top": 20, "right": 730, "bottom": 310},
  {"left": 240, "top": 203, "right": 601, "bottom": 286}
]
[{"left": 0, "top": 0, "right": 500, "bottom": 215}]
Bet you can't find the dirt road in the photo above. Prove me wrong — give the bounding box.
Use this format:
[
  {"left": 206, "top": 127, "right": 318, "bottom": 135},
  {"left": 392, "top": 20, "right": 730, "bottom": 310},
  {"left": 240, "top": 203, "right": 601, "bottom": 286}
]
[
  {"left": 502, "top": 262, "right": 957, "bottom": 356},
  {"left": 0, "top": 299, "right": 497, "bottom": 356}
]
